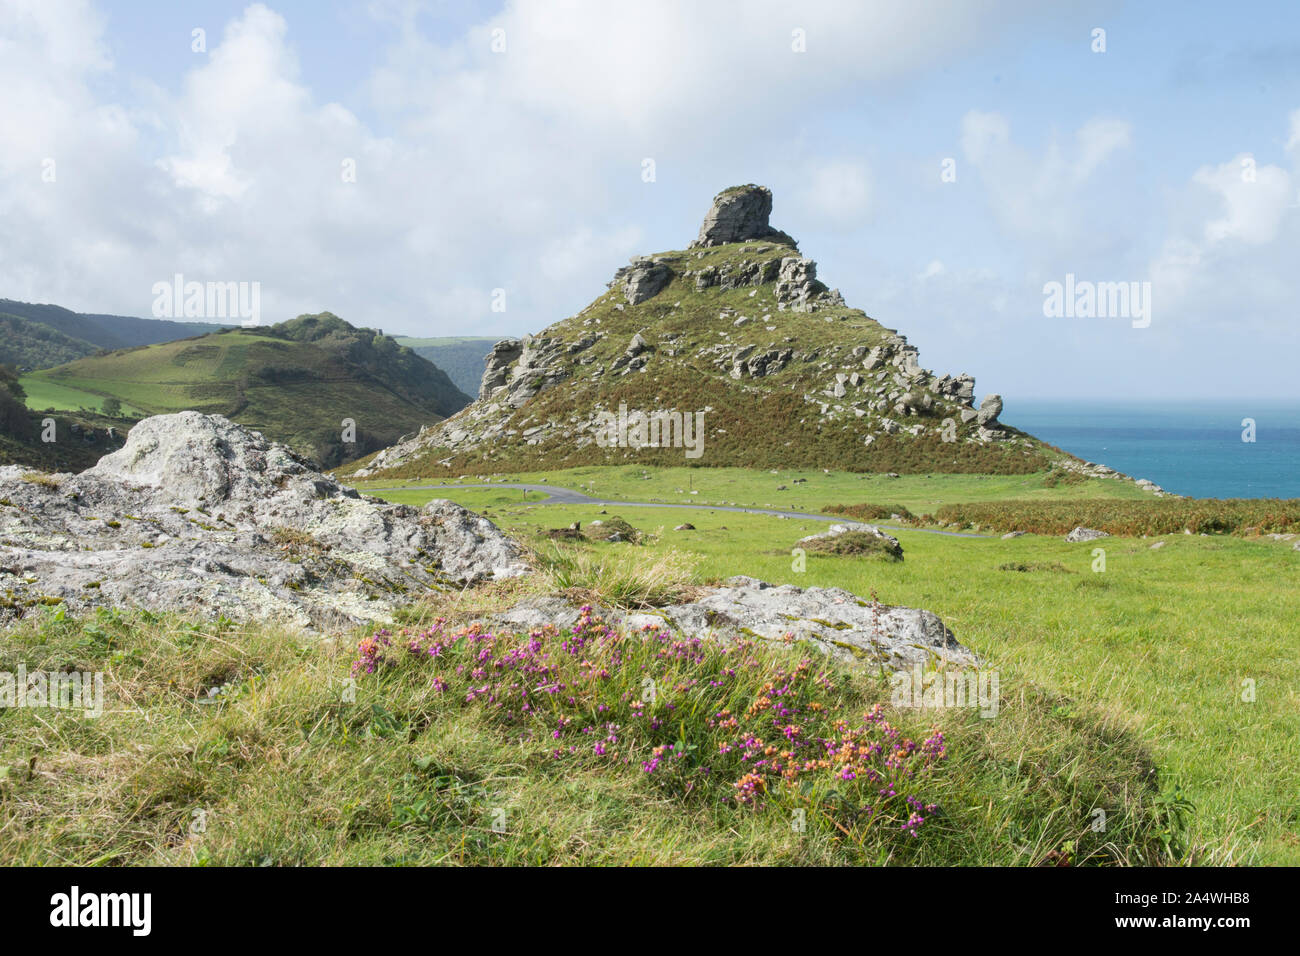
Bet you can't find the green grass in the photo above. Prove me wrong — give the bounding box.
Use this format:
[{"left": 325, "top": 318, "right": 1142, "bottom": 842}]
[
  {"left": 17, "top": 375, "right": 147, "bottom": 417},
  {"left": 0, "top": 601, "right": 1186, "bottom": 865},
  {"left": 355, "top": 487, "right": 1300, "bottom": 864},
  {"left": 3, "top": 461, "right": 1292, "bottom": 865},
  {"left": 350, "top": 464, "right": 1152, "bottom": 515}
]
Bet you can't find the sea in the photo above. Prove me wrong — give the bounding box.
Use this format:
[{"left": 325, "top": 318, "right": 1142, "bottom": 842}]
[{"left": 1004, "top": 400, "right": 1300, "bottom": 500}]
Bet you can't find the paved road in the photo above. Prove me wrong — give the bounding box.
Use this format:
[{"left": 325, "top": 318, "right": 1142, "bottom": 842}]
[{"left": 365, "top": 482, "right": 989, "bottom": 539}]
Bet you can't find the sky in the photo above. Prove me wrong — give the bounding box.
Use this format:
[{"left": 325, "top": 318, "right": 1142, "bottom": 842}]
[{"left": 1, "top": 0, "right": 1298, "bottom": 400}]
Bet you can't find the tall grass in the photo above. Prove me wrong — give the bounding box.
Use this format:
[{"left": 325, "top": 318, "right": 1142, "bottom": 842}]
[
  {"left": 529, "top": 543, "right": 704, "bottom": 608},
  {"left": 0, "top": 602, "right": 1189, "bottom": 865}
]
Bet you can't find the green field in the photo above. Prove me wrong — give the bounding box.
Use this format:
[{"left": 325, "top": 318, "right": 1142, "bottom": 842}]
[
  {"left": 2, "top": 460, "right": 1294, "bottom": 864},
  {"left": 357, "top": 474, "right": 1300, "bottom": 864},
  {"left": 350, "top": 463, "right": 1152, "bottom": 515},
  {"left": 17, "top": 375, "right": 147, "bottom": 417}
]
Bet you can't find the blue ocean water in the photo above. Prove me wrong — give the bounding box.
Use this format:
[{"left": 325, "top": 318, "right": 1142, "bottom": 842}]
[{"left": 1003, "top": 400, "right": 1300, "bottom": 500}]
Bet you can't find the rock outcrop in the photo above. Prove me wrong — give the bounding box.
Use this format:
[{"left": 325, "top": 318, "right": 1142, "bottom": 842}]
[
  {"left": 977, "top": 393, "right": 1003, "bottom": 425},
  {"left": 492, "top": 576, "right": 976, "bottom": 671},
  {"left": 478, "top": 339, "right": 524, "bottom": 400},
  {"left": 615, "top": 257, "right": 675, "bottom": 305},
  {"left": 689, "top": 185, "right": 798, "bottom": 249},
  {"left": 1065, "top": 527, "right": 1111, "bottom": 542},
  {"left": 0, "top": 412, "right": 527, "bottom": 629}
]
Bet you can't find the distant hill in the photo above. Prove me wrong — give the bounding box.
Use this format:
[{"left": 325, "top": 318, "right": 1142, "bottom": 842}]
[
  {"left": 0, "top": 312, "right": 101, "bottom": 369},
  {"left": 18, "top": 312, "right": 473, "bottom": 467},
  {"left": 0, "top": 298, "right": 233, "bottom": 365},
  {"left": 350, "top": 185, "right": 1072, "bottom": 480},
  {"left": 395, "top": 336, "right": 498, "bottom": 397}
]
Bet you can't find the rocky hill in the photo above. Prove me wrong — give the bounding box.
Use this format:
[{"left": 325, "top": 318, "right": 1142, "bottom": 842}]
[{"left": 347, "top": 185, "right": 1059, "bottom": 480}]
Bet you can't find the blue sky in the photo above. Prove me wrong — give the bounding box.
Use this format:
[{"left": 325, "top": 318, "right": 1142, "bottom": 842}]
[{"left": 2, "top": 0, "right": 1298, "bottom": 401}]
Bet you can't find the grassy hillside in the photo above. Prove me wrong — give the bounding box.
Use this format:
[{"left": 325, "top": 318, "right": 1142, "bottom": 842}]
[
  {"left": 2, "top": 455, "right": 1291, "bottom": 863},
  {"left": 396, "top": 336, "right": 497, "bottom": 398},
  {"left": 349, "top": 464, "right": 1153, "bottom": 514},
  {"left": 19, "top": 313, "right": 472, "bottom": 467}
]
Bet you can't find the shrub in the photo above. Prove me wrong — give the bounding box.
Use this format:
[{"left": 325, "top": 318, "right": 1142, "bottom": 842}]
[
  {"left": 802, "top": 530, "right": 903, "bottom": 561},
  {"left": 353, "top": 608, "right": 948, "bottom": 845},
  {"left": 824, "top": 503, "right": 916, "bottom": 522},
  {"left": 928, "top": 498, "right": 1300, "bottom": 537}
]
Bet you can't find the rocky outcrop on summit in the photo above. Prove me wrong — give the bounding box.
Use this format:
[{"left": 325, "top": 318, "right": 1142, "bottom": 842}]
[
  {"left": 492, "top": 576, "right": 976, "bottom": 671},
  {"left": 689, "top": 185, "right": 798, "bottom": 249},
  {"left": 0, "top": 412, "right": 527, "bottom": 629}
]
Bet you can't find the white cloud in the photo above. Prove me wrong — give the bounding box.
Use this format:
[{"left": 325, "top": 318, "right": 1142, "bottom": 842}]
[
  {"left": 796, "top": 160, "right": 872, "bottom": 229},
  {"left": 1072, "top": 118, "right": 1132, "bottom": 183},
  {"left": 1192, "top": 154, "right": 1291, "bottom": 244},
  {"left": 0, "top": 0, "right": 1055, "bottom": 335},
  {"left": 1147, "top": 120, "right": 1299, "bottom": 342},
  {"left": 959, "top": 109, "right": 1133, "bottom": 244}
]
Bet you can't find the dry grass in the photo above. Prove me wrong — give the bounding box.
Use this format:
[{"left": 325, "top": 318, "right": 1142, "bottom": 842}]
[
  {"left": 19, "top": 472, "right": 59, "bottom": 489},
  {"left": 528, "top": 543, "right": 705, "bottom": 609}
]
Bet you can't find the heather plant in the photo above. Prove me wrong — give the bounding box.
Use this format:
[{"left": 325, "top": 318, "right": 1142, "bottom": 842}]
[{"left": 352, "top": 607, "right": 948, "bottom": 848}]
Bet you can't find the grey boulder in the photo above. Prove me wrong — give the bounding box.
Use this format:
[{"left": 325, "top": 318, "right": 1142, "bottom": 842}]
[
  {"left": 977, "top": 393, "right": 1003, "bottom": 425},
  {"left": 490, "top": 576, "right": 974, "bottom": 672},
  {"left": 0, "top": 412, "right": 528, "bottom": 630}
]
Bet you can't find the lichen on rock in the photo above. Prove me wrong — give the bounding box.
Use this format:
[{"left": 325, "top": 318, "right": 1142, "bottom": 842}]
[{"left": 0, "top": 412, "right": 528, "bottom": 630}]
